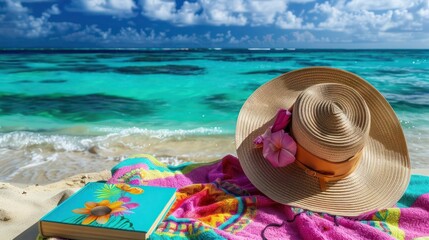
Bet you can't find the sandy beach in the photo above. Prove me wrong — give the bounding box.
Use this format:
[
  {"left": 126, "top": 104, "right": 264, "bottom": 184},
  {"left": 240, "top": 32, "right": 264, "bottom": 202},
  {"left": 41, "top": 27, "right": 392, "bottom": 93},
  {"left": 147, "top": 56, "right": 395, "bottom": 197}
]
[
  {"left": 0, "top": 171, "right": 110, "bottom": 240},
  {"left": 0, "top": 167, "right": 427, "bottom": 240}
]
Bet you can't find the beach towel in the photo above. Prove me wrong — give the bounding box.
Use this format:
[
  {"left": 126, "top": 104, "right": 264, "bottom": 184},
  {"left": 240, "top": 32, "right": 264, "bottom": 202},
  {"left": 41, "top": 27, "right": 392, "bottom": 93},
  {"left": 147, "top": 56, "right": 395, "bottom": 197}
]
[{"left": 44, "top": 154, "right": 429, "bottom": 239}]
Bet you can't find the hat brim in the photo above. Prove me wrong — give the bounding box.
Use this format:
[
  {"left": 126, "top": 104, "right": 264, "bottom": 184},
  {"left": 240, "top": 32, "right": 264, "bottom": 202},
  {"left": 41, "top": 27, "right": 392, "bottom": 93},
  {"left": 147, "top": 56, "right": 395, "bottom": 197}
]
[{"left": 236, "top": 67, "right": 411, "bottom": 216}]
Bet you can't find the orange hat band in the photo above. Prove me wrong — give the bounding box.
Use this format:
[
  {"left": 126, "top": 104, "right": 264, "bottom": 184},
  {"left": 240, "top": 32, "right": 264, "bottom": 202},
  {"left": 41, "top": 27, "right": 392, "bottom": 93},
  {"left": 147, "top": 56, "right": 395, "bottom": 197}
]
[{"left": 294, "top": 142, "right": 363, "bottom": 191}]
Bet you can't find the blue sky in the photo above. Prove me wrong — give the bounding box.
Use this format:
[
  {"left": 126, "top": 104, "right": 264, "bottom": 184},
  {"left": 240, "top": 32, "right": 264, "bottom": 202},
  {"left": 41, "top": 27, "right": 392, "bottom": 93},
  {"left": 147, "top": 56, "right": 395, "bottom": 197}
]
[{"left": 0, "top": 0, "right": 429, "bottom": 48}]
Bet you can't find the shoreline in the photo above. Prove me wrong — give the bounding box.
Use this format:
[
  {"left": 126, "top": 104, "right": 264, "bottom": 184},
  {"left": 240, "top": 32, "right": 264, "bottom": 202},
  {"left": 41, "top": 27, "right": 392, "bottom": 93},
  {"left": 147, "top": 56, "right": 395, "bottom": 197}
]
[
  {"left": 411, "top": 169, "right": 429, "bottom": 176},
  {"left": 0, "top": 134, "right": 236, "bottom": 185},
  {"left": 1, "top": 168, "right": 428, "bottom": 239}
]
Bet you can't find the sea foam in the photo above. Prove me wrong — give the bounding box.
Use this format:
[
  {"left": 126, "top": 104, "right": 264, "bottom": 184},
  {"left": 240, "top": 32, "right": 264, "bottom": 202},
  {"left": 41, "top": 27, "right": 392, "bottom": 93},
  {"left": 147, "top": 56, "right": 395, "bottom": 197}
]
[{"left": 0, "top": 128, "right": 235, "bottom": 184}]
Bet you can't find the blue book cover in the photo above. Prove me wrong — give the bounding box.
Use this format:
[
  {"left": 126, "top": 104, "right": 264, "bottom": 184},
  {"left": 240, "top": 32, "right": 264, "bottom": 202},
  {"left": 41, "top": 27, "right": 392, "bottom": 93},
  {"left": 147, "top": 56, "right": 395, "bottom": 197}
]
[{"left": 39, "top": 182, "right": 176, "bottom": 240}]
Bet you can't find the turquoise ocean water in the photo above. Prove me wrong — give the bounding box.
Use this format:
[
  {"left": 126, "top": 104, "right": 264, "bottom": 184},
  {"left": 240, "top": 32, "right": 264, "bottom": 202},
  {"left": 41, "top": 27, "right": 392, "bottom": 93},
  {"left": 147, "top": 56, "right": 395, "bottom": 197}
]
[{"left": 0, "top": 49, "right": 428, "bottom": 184}]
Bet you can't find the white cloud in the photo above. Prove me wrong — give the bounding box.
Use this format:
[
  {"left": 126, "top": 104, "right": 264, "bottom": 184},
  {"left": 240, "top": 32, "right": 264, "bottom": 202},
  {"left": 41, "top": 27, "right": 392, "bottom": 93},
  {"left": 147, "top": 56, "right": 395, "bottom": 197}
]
[
  {"left": 171, "top": 33, "right": 198, "bottom": 43},
  {"left": 229, "top": 34, "right": 250, "bottom": 44},
  {"left": 382, "top": 9, "right": 419, "bottom": 31},
  {"left": 202, "top": 30, "right": 250, "bottom": 44},
  {"left": 141, "top": 0, "right": 174, "bottom": 21},
  {"left": 203, "top": 32, "right": 225, "bottom": 42},
  {"left": 0, "top": 0, "right": 28, "bottom": 13},
  {"left": 63, "top": 25, "right": 198, "bottom": 45},
  {"left": 140, "top": 0, "right": 314, "bottom": 28},
  {"left": 244, "top": 0, "right": 287, "bottom": 26},
  {"left": 307, "top": 1, "right": 429, "bottom": 45},
  {"left": 315, "top": 2, "right": 388, "bottom": 32},
  {"left": 137, "top": 0, "right": 428, "bottom": 41},
  {"left": 417, "top": 1, "right": 429, "bottom": 19},
  {"left": 46, "top": 4, "right": 61, "bottom": 15},
  {"left": 201, "top": 0, "right": 248, "bottom": 26},
  {"left": 418, "top": 8, "right": 429, "bottom": 19},
  {"left": 314, "top": 1, "right": 422, "bottom": 33},
  {"left": 141, "top": 0, "right": 248, "bottom": 26},
  {"left": 138, "top": 0, "right": 427, "bottom": 38},
  {"left": 0, "top": 1, "right": 80, "bottom": 38},
  {"left": 276, "top": 11, "right": 314, "bottom": 29},
  {"left": 141, "top": 0, "right": 202, "bottom": 25},
  {"left": 293, "top": 31, "right": 316, "bottom": 42},
  {"left": 292, "top": 31, "right": 330, "bottom": 42},
  {"left": 346, "top": 0, "right": 421, "bottom": 11},
  {"left": 61, "top": 27, "right": 303, "bottom": 47},
  {"left": 69, "top": 0, "right": 137, "bottom": 18},
  {"left": 17, "top": 0, "right": 57, "bottom": 2},
  {"left": 2, "top": 0, "right": 428, "bottom": 47},
  {"left": 62, "top": 25, "right": 112, "bottom": 42},
  {"left": 211, "top": 0, "right": 306, "bottom": 28}
]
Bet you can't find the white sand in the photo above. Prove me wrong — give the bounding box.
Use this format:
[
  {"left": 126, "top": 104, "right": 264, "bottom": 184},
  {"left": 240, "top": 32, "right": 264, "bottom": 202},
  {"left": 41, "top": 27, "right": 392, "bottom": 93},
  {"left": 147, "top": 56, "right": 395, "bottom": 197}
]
[
  {"left": 0, "top": 171, "right": 110, "bottom": 240},
  {"left": 1, "top": 169, "right": 428, "bottom": 240},
  {"left": 411, "top": 169, "right": 429, "bottom": 176}
]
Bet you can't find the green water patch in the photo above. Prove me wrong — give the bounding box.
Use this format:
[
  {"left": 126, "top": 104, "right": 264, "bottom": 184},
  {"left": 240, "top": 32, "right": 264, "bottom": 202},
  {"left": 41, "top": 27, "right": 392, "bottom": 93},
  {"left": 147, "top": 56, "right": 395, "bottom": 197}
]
[
  {"left": 41, "top": 58, "right": 96, "bottom": 64},
  {"left": 202, "top": 94, "right": 243, "bottom": 112},
  {"left": 115, "top": 65, "right": 205, "bottom": 75},
  {"left": 388, "top": 100, "right": 429, "bottom": 112},
  {"left": 11, "top": 63, "right": 111, "bottom": 73},
  {"left": 354, "top": 54, "right": 394, "bottom": 62},
  {"left": 375, "top": 68, "right": 429, "bottom": 75},
  {"left": 383, "top": 82, "right": 429, "bottom": 96},
  {"left": 39, "top": 79, "right": 68, "bottom": 84},
  {"left": 0, "top": 93, "right": 166, "bottom": 122},
  {"left": 385, "top": 94, "right": 429, "bottom": 112},
  {"left": 95, "top": 53, "right": 147, "bottom": 59},
  {"left": 204, "top": 54, "right": 241, "bottom": 62},
  {"left": 95, "top": 54, "right": 120, "bottom": 59},
  {"left": 0, "top": 56, "right": 95, "bottom": 65},
  {"left": 241, "top": 68, "right": 291, "bottom": 75},
  {"left": 10, "top": 63, "right": 206, "bottom": 76},
  {"left": 204, "top": 55, "right": 296, "bottom": 63},
  {"left": 96, "top": 52, "right": 193, "bottom": 60},
  {"left": 0, "top": 61, "right": 30, "bottom": 71},
  {"left": 10, "top": 79, "right": 67, "bottom": 84},
  {"left": 242, "top": 82, "right": 263, "bottom": 91},
  {"left": 67, "top": 55, "right": 98, "bottom": 62},
  {"left": 55, "top": 63, "right": 111, "bottom": 72},
  {"left": 13, "top": 80, "right": 34, "bottom": 84},
  {"left": 296, "top": 60, "right": 331, "bottom": 67},
  {"left": 128, "top": 54, "right": 200, "bottom": 62},
  {"left": 322, "top": 57, "right": 366, "bottom": 62},
  {"left": 244, "top": 56, "right": 295, "bottom": 62}
]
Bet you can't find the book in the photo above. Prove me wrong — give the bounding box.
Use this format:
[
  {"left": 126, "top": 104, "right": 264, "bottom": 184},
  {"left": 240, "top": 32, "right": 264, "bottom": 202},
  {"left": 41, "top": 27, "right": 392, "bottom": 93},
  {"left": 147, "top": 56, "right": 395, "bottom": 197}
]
[{"left": 39, "top": 182, "right": 176, "bottom": 240}]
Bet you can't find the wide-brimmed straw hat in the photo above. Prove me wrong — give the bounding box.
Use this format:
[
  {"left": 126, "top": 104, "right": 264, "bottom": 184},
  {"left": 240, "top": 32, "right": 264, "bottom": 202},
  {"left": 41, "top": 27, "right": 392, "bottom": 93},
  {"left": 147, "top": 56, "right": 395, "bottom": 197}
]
[{"left": 236, "top": 67, "right": 410, "bottom": 216}]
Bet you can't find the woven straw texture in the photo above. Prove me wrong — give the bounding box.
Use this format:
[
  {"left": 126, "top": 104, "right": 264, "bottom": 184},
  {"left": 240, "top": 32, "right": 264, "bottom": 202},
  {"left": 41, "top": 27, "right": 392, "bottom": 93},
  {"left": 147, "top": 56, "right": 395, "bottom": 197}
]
[
  {"left": 291, "top": 83, "right": 371, "bottom": 162},
  {"left": 235, "top": 67, "right": 411, "bottom": 216}
]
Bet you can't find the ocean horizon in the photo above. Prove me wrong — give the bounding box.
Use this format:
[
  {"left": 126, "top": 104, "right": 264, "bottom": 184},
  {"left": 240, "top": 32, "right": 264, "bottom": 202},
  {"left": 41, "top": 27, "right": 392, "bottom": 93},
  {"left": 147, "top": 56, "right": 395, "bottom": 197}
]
[{"left": 0, "top": 49, "right": 427, "bottom": 184}]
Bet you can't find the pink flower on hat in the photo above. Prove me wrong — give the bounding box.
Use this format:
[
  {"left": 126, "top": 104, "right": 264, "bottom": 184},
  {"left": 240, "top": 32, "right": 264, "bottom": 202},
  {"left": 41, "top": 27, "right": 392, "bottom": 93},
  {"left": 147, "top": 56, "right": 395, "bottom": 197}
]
[
  {"left": 262, "top": 130, "right": 297, "bottom": 167},
  {"left": 253, "top": 108, "right": 297, "bottom": 167},
  {"left": 253, "top": 135, "right": 265, "bottom": 148},
  {"left": 271, "top": 109, "right": 292, "bottom": 133},
  {"left": 253, "top": 108, "right": 292, "bottom": 148}
]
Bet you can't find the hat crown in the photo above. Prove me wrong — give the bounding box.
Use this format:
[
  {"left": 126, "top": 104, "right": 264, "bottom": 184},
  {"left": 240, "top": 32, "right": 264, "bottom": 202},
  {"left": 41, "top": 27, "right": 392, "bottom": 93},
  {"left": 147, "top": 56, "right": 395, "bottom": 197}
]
[
  {"left": 318, "top": 100, "right": 349, "bottom": 132},
  {"left": 291, "top": 83, "right": 371, "bottom": 162}
]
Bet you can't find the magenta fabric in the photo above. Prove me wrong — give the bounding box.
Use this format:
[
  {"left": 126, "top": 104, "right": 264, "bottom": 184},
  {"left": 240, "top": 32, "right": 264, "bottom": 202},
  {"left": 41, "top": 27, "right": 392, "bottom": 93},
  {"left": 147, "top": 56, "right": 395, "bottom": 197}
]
[{"left": 104, "top": 155, "right": 429, "bottom": 240}]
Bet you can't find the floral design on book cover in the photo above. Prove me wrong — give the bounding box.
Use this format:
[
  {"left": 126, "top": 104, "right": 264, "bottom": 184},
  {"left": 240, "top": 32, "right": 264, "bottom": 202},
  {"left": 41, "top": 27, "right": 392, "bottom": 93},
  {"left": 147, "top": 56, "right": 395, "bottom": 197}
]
[{"left": 66, "top": 184, "right": 143, "bottom": 230}]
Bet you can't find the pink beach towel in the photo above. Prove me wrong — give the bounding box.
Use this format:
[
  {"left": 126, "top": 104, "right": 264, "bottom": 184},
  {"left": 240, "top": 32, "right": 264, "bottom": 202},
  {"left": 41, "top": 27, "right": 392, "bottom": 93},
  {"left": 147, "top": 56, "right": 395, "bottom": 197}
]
[
  {"left": 106, "top": 154, "right": 429, "bottom": 240},
  {"left": 41, "top": 154, "right": 429, "bottom": 239}
]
